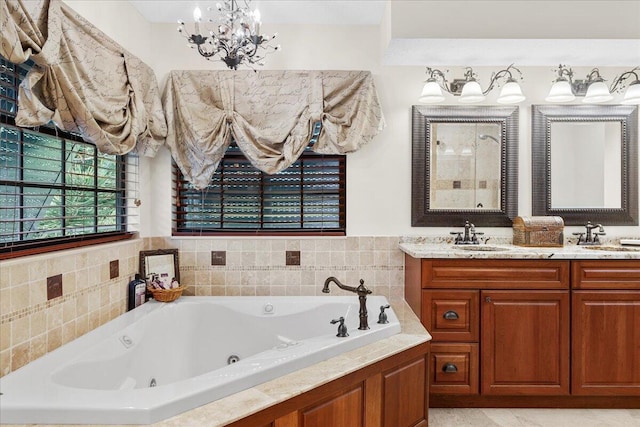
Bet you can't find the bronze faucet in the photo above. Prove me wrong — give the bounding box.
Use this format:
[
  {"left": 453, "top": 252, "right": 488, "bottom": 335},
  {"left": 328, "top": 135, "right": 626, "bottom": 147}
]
[
  {"left": 450, "top": 220, "right": 483, "bottom": 245},
  {"left": 573, "top": 221, "right": 606, "bottom": 245},
  {"left": 322, "top": 277, "right": 372, "bottom": 330}
]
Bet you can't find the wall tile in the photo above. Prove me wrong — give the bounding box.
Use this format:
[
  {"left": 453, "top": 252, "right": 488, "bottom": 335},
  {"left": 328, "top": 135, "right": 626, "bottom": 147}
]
[
  {"left": 0, "top": 322, "right": 11, "bottom": 352},
  {"left": 0, "top": 264, "right": 10, "bottom": 290},
  {"left": 0, "top": 349, "right": 10, "bottom": 376},
  {"left": 11, "top": 316, "right": 29, "bottom": 347},
  {"left": 11, "top": 342, "right": 30, "bottom": 371}
]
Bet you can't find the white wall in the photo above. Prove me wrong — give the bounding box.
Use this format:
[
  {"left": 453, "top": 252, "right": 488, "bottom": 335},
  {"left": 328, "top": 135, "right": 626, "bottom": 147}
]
[{"left": 61, "top": 1, "right": 640, "bottom": 239}]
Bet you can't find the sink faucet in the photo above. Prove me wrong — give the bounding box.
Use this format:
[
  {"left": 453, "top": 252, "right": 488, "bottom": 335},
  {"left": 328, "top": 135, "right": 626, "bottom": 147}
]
[
  {"left": 573, "top": 221, "right": 606, "bottom": 245},
  {"left": 322, "top": 277, "right": 372, "bottom": 330},
  {"left": 450, "top": 220, "right": 484, "bottom": 245}
]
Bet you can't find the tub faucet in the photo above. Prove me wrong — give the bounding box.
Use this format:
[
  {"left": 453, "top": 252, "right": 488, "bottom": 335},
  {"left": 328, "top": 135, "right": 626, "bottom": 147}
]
[
  {"left": 573, "top": 221, "right": 606, "bottom": 245},
  {"left": 322, "top": 277, "right": 372, "bottom": 330}
]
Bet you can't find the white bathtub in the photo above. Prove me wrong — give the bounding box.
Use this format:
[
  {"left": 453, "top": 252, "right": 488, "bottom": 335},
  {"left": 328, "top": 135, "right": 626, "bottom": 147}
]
[{"left": 0, "top": 296, "right": 400, "bottom": 425}]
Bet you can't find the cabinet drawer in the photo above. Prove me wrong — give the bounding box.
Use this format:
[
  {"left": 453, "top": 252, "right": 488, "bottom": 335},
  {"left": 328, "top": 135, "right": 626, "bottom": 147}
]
[
  {"left": 572, "top": 260, "right": 640, "bottom": 289},
  {"left": 421, "top": 259, "right": 569, "bottom": 289},
  {"left": 430, "top": 343, "right": 479, "bottom": 395},
  {"left": 422, "top": 290, "right": 479, "bottom": 342}
]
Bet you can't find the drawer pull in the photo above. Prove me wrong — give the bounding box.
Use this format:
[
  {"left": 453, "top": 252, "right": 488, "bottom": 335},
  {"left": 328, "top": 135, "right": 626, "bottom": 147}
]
[
  {"left": 442, "top": 363, "right": 458, "bottom": 373},
  {"left": 443, "top": 310, "right": 459, "bottom": 320}
]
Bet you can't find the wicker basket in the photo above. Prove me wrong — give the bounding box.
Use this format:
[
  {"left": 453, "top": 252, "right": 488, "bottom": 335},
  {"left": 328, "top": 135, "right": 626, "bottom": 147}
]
[{"left": 147, "top": 285, "right": 185, "bottom": 302}]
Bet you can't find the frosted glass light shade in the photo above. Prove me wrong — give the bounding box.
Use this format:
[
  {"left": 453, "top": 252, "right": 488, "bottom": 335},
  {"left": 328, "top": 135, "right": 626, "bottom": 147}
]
[
  {"left": 545, "top": 80, "right": 575, "bottom": 103},
  {"left": 458, "top": 81, "right": 485, "bottom": 103},
  {"left": 583, "top": 81, "right": 613, "bottom": 103},
  {"left": 497, "top": 81, "right": 526, "bottom": 104},
  {"left": 621, "top": 82, "right": 640, "bottom": 105},
  {"left": 419, "top": 80, "right": 445, "bottom": 103}
]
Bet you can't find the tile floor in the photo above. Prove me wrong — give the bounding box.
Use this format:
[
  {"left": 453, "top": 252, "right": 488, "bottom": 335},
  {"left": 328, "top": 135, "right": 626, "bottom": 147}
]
[{"left": 429, "top": 408, "right": 640, "bottom": 426}]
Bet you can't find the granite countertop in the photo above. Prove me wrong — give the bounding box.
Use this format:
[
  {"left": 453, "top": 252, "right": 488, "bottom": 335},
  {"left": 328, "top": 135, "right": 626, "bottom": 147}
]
[
  {"left": 6, "top": 300, "right": 430, "bottom": 427},
  {"left": 399, "top": 237, "right": 640, "bottom": 260}
]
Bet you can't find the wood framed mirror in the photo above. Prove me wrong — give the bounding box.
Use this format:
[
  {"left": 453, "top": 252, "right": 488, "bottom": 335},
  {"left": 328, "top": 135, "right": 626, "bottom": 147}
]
[
  {"left": 411, "top": 105, "right": 519, "bottom": 227},
  {"left": 139, "top": 249, "right": 180, "bottom": 288},
  {"left": 531, "top": 104, "right": 638, "bottom": 225}
]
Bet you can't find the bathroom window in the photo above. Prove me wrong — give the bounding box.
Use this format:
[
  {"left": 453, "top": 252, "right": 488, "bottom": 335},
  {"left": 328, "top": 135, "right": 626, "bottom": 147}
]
[
  {"left": 0, "top": 57, "right": 133, "bottom": 258},
  {"left": 174, "top": 128, "right": 346, "bottom": 235}
]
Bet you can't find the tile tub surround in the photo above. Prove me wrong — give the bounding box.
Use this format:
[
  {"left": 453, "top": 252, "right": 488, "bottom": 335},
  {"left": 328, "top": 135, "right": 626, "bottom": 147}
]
[
  {"left": 159, "top": 236, "right": 406, "bottom": 300},
  {"left": 1, "top": 298, "right": 430, "bottom": 427},
  {"left": 0, "top": 239, "right": 144, "bottom": 377}
]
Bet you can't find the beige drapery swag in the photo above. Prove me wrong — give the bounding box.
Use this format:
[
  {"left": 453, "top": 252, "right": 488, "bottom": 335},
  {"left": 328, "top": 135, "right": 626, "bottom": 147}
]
[
  {"left": 163, "top": 70, "right": 385, "bottom": 190},
  {"left": 0, "top": 0, "right": 166, "bottom": 157}
]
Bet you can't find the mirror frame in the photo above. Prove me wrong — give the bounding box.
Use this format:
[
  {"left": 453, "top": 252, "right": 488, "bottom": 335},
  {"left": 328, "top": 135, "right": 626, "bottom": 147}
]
[
  {"left": 139, "top": 248, "right": 180, "bottom": 283},
  {"left": 411, "top": 105, "right": 519, "bottom": 227},
  {"left": 531, "top": 104, "right": 638, "bottom": 225}
]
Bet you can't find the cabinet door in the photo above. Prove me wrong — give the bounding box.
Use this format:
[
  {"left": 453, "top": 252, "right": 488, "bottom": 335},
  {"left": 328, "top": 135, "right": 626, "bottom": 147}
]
[
  {"left": 572, "top": 291, "right": 640, "bottom": 395},
  {"left": 301, "top": 386, "right": 363, "bottom": 427},
  {"left": 382, "top": 356, "right": 428, "bottom": 427},
  {"left": 481, "top": 290, "right": 570, "bottom": 395}
]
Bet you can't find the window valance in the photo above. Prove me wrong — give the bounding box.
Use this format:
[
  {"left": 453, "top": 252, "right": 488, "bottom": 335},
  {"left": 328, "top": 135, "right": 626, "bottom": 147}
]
[
  {"left": 163, "top": 70, "right": 385, "bottom": 189},
  {"left": 0, "top": 0, "right": 166, "bottom": 157}
]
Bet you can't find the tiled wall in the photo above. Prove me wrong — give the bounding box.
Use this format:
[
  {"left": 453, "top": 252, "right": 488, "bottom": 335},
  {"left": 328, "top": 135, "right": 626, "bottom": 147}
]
[
  {"left": 0, "top": 239, "right": 144, "bottom": 377},
  {"left": 163, "top": 237, "right": 405, "bottom": 300},
  {"left": 0, "top": 236, "right": 405, "bottom": 377}
]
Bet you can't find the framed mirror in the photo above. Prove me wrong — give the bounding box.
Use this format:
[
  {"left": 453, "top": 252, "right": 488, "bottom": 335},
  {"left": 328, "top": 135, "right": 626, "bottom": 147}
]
[
  {"left": 411, "top": 105, "right": 519, "bottom": 227},
  {"left": 531, "top": 105, "right": 638, "bottom": 225},
  {"left": 139, "top": 249, "right": 180, "bottom": 288}
]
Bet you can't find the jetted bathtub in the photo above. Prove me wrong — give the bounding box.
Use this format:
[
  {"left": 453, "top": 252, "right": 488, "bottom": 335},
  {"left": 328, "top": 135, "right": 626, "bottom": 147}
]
[{"left": 0, "top": 296, "right": 401, "bottom": 425}]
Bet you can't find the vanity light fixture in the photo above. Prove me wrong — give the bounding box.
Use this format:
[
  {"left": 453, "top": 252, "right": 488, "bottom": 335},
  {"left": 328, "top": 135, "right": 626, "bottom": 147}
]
[
  {"left": 177, "top": 0, "right": 280, "bottom": 70},
  {"left": 546, "top": 65, "right": 640, "bottom": 104},
  {"left": 419, "top": 65, "right": 526, "bottom": 104}
]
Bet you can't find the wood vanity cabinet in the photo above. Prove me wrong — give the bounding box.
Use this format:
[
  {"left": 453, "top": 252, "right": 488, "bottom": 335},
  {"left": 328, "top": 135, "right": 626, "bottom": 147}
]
[
  {"left": 406, "top": 255, "right": 640, "bottom": 407},
  {"left": 571, "top": 260, "right": 640, "bottom": 396}
]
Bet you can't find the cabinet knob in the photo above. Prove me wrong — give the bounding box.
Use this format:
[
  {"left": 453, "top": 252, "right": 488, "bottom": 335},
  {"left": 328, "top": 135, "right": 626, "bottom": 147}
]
[
  {"left": 485, "top": 296, "right": 492, "bottom": 303},
  {"left": 442, "top": 363, "right": 458, "bottom": 373},
  {"left": 443, "top": 310, "right": 459, "bottom": 320}
]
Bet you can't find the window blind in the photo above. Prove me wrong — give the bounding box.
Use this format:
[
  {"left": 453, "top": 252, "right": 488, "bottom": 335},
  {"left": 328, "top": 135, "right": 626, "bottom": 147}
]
[
  {"left": 174, "top": 142, "right": 346, "bottom": 234},
  {"left": 0, "top": 56, "right": 138, "bottom": 257}
]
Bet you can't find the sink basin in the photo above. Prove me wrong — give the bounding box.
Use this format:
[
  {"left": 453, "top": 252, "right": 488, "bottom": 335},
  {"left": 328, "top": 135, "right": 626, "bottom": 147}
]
[
  {"left": 453, "top": 245, "right": 511, "bottom": 252},
  {"left": 582, "top": 246, "right": 640, "bottom": 252}
]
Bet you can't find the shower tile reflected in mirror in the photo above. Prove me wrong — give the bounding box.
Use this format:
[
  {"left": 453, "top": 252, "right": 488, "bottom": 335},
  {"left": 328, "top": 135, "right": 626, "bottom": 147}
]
[{"left": 430, "top": 122, "right": 501, "bottom": 210}]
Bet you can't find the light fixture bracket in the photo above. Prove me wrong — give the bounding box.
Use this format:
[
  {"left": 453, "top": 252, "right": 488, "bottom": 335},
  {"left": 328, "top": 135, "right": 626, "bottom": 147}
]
[{"left": 449, "top": 79, "right": 469, "bottom": 95}]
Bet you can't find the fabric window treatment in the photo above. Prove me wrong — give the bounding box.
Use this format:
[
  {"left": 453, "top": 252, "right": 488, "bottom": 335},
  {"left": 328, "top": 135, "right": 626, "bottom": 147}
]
[
  {"left": 163, "top": 70, "right": 385, "bottom": 190},
  {"left": 0, "top": 0, "right": 166, "bottom": 157}
]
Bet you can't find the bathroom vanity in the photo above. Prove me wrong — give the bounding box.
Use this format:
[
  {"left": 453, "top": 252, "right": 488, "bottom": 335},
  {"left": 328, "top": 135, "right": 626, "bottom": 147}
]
[{"left": 401, "top": 241, "right": 640, "bottom": 408}]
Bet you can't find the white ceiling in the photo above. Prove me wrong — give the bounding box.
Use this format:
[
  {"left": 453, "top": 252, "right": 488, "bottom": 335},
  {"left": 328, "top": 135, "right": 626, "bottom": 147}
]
[
  {"left": 128, "top": 0, "right": 640, "bottom": 66},
  {"left": 129, "top": 0, "right": 387, "bottom": 26}
]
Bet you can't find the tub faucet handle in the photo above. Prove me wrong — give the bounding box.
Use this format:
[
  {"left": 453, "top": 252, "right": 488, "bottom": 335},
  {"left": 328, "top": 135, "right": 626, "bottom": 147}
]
[
  {"left": 330, "top": 317, "right": 349, "bottom": 338},
  {"left": 378, "top": 304, "right": 391, "bottom": 324}
]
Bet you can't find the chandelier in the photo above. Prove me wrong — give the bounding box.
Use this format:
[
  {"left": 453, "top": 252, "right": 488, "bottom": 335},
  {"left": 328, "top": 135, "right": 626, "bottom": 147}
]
[{"left": 178, "top": 0, "right": 280, "bottom": 70}]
